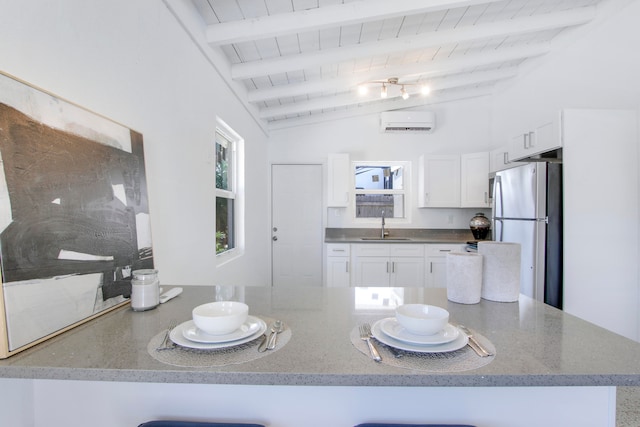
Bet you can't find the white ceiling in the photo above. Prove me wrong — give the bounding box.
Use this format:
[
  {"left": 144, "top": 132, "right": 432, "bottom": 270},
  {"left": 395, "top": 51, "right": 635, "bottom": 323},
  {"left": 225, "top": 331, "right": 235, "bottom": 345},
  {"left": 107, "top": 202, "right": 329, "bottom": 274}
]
[{"left": 165, "top": 0, "right": 607, "bottom": 132}]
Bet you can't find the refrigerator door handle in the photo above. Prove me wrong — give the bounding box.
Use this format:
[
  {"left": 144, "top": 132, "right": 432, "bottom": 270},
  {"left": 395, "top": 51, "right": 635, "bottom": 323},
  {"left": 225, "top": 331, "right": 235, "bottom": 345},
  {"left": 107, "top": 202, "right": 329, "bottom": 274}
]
[
  {"left": 495, "top": 218, "right": 504, "bottom": 241},
  {"left": 493, "top": 175, "right": 504, "bottom": 217}
]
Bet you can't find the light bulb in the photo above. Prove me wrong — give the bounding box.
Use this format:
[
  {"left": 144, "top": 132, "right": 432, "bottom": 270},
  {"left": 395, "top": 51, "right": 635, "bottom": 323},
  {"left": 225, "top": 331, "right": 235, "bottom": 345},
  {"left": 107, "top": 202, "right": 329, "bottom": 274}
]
[
  {"left": 401, "top": 86, "right": 410, "bottom": 100},
  {"left": 421, "top": 85, "right": 431, "bottom": 95},
  {"left": 358, "top": 85, "right": 368, "bottom": 96},
  {"left": 380, "top": 84, "right": 387, "bottom": 98}
]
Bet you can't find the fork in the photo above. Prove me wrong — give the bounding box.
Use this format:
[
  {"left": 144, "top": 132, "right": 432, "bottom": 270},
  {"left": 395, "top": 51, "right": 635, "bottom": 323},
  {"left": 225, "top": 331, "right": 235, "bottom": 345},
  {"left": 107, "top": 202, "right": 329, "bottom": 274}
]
[
  {"left": 359, "top": 323, "right": 382, "bottom": 362},
  {"left": 156, "top": 319, "right": 177, "bottom": 351}
]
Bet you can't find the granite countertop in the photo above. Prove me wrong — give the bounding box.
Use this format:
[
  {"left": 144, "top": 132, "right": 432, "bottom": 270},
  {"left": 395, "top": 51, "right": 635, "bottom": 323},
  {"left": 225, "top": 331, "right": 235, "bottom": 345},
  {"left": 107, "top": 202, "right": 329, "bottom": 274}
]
[
  {"left": 324, "top": 228, "right": 482, "bottom": 243},
  {"left": 1, "top": 285, "right": 640, "bottom": 387}
]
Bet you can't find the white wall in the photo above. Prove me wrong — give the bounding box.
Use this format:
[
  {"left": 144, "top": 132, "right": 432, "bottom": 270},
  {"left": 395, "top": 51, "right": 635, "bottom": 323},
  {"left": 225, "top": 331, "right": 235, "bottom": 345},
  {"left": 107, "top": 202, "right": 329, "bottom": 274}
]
[
  {"left": 268, "top": 96, "right": 494, "bottom": 230},
  {"left": 0, "top": 0, "right": 271, "bottom": 286}
]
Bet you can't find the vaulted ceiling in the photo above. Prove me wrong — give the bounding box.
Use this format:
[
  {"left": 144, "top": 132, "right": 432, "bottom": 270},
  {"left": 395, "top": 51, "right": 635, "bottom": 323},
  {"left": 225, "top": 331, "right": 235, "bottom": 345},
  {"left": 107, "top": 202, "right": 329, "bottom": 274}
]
[{"left": 165, "top": 0, "right": 607, "bottom": 132}]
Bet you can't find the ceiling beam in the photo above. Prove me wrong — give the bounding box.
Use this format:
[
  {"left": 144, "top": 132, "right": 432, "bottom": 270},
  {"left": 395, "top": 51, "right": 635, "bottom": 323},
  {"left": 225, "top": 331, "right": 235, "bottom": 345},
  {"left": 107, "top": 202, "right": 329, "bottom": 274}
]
[
  {"left": 247, "top": 43, "right": 550, "bottom": 103},
  {"left": 232, "top": 6, "right": 595, "bottom": 80},
  {"left": 258, "top": 67, "right": 518, "bottom": 119},
  {"left": 266, "top": 86, "right": 495, "bottom": 131},
  {"left": 206, "top": 0, "right": 506, "bottom": 45}
]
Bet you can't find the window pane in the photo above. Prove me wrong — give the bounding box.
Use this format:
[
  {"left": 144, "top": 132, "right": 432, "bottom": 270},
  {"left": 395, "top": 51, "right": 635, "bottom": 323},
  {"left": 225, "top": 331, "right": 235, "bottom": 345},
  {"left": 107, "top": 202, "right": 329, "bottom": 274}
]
[
  {"left": 355, "top": 194, "right": 404, "bottom": 218},
  {"left": 216, "top": 197, "right": 235, "bottom": 254},
  {"left": 355, "top": 165, "right": 404, "bottom": 190},
  {"left": 216, "top": 134, "right": 232, "bottom": 191}
]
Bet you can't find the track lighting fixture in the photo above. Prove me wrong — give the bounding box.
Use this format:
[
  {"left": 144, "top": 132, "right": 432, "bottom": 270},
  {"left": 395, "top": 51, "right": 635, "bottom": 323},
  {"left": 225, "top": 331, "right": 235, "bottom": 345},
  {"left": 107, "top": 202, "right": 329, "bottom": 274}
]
[{"left": 357, "top": 77, "right": 430, "bottom": 100}]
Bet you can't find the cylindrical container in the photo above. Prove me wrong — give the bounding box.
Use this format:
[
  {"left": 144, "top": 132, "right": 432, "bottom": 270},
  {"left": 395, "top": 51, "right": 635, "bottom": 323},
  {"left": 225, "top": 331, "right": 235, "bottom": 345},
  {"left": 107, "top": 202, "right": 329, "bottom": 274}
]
[
  {"left": 446, "top": 252, "right": 483, "bottom": 304},
  {"left": 478, "top": 242, "right": 521, "bottom": 302},
  {"left": 131, "top": 269, "right": 160, "bottom": 311}
]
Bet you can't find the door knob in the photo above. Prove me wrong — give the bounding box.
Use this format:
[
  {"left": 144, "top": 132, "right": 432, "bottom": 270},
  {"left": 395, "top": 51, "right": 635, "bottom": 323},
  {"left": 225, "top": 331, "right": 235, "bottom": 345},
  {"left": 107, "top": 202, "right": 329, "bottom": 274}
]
[{"left": 272, "top": 236, "right": 278, "bottom": 241}]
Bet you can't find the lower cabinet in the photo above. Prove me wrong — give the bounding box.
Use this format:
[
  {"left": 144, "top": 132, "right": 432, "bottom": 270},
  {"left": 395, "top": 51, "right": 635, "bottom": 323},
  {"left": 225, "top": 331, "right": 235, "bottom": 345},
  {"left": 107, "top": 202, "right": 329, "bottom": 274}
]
[
  {"left": 326, "top": 242, "right": 467, "bottom": 287},
  {"left": 352, "top": 244, "right": 425, "bottom": 287},
  {"left": 326, "top": 244, "right": 350, "bottom": 287},
  {"left": 425, "top": 244, "right": 467, "bottom": 288}
]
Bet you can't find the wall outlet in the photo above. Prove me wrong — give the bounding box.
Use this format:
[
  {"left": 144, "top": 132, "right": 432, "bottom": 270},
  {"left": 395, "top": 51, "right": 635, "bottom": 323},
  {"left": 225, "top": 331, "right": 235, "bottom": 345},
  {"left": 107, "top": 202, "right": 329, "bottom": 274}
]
[{"left": 447, "top": 215, "right": 454, "bottom": 225}]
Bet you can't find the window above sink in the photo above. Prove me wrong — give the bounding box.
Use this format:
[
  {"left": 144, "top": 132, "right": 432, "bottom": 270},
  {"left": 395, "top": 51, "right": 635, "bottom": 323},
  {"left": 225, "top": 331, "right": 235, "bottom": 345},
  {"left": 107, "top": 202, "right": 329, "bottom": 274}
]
[{"left": 353, "top": 161, "right": 409, "bottom": 219}]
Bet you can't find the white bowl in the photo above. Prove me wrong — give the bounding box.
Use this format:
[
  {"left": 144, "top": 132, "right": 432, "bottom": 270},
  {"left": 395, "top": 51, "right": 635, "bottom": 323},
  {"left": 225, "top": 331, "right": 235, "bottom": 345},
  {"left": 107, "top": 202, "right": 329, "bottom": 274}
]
[
  {"left": 192, "top": 301, "right": 249, "bottom": 335},
  {"left": 395, "top": 304, "right": 449, "bottom": 336}
]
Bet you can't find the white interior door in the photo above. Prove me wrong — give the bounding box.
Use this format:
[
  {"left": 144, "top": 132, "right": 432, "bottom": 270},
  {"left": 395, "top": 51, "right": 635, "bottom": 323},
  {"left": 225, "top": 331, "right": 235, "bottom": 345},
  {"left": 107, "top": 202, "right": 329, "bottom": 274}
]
[{"left": 271, "top": 164, "right": 323, "bottom": 287}]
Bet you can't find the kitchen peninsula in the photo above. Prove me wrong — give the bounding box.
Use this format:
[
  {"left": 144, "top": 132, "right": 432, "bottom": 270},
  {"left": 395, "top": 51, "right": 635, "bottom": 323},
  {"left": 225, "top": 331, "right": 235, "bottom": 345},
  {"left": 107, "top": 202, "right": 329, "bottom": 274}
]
[{"left": 1, "top": 286, "right": 639, "bottom": 427}]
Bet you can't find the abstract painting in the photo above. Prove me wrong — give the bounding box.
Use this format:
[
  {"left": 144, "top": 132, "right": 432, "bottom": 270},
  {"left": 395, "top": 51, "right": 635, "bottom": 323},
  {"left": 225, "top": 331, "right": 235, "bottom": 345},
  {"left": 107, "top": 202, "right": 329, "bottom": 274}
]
[{"left": 0, "top": 72, "right": 153, "bottom": 358}]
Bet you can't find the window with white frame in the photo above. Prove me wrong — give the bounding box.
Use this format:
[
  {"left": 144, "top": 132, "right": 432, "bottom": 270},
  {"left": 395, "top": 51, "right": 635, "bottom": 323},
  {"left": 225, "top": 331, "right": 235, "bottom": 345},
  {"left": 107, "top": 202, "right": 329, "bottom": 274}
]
[
  {"left": 353, "top": 161, "right": 409, "bottom": 219},
  {"left": 215, "top": 125, "right": 241, "bottom": 255}
]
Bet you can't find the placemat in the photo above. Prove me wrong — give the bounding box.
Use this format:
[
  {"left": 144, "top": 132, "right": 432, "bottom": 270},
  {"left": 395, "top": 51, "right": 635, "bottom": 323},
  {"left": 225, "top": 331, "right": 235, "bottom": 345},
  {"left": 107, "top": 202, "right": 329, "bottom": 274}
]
[
  {"left": 147, "top": 316, "right": 291, "bottom": 368},
  {"left": 350, "top": 326, "right": 495, "bottom": 372}
]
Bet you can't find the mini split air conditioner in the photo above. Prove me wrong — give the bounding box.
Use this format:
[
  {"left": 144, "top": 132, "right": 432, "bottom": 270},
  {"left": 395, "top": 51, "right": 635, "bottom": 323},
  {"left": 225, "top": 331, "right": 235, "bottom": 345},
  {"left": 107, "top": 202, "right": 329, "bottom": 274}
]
[{"left": 380, "top": 111, "right": 435, "bottom": 133}]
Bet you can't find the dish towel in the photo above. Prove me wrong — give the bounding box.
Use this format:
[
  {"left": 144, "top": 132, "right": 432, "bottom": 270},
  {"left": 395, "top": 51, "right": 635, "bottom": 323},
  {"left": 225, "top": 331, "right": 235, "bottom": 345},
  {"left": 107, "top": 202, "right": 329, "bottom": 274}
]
[
  {"left": 478, "top": 241, "right": 521, "bottom": 302},
  {"left": 446, "top": 252, "right": 483, "bottom": 304}
]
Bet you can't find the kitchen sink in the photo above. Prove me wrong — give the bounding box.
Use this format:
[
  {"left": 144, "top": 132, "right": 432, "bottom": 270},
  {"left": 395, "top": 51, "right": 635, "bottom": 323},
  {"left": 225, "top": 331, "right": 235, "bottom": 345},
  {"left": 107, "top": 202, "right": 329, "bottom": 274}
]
[{"left": 360, "top": 237, "right": 411, "bottom": 241}]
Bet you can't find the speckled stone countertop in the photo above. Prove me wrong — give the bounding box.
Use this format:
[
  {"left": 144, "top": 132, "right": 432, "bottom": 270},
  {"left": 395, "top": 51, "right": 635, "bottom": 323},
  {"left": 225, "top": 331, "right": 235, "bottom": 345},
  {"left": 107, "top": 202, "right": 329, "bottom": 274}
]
[
  {"left": 1, "top": 286, "right": 640, "bottom": 387},
  {"left": 325, "top": 228, "right": 483, "bottom": 243}
]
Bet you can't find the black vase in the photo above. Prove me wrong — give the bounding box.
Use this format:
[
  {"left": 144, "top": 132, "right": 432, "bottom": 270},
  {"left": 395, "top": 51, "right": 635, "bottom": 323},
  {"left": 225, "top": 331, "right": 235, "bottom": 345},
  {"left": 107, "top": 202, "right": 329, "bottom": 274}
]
[{"left": 469, "top": 212, "right": 491, "bottom": 240}]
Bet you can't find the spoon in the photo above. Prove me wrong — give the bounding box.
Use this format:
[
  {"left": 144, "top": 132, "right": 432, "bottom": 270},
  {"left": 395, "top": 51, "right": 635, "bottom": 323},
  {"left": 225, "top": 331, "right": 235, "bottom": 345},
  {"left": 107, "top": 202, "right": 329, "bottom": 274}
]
[
  {"left": 257, "top": 320, "right": 284, "bottom": 352},
  {"left": 266, "top": 320, "right": 285, "bottom": 350}
]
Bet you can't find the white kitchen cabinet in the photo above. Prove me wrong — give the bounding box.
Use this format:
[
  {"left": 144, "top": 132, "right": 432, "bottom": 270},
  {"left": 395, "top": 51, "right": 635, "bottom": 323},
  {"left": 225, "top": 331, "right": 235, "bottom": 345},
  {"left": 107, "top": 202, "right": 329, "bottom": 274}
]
[
  {"left": 460, "top": 152, "right": 490, "bottom": 208},
  {"left": 327, "top": 153, "right": 350, "bottom": 207},
  {"left": 490, "top": 145, "right": 524, "bottom": 172},
  {"left": 419, "top": 153, "right": 488, "bottom": 208},
  {"left": 418, "top": 154, "right": 460, "bottom": 207},
  {"left": 352, "top": 244, "right": 425, "bottom": 287},
  {"left": 509, "top": 115, "right": 561, "bottom": 162},
  {"left": 326, "top": 243, "right": 350, "bottom": 287},
  {"left": 425, "top": 244, "right": 466, "bottom": 288}
]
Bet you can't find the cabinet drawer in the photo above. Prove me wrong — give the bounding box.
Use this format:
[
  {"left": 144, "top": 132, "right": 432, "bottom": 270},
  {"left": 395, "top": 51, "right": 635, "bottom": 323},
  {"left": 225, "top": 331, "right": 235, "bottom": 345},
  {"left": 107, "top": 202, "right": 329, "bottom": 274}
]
[
  {"left": 425, "top": 244, "right": 466, "bottom": 256},
  {"left": 326, "top": 243, "right": 350, "bottom": 256},
  {"left": 353, "top": 244, "right": 390, "bottom": 257},
  {"left": 389, "top": 244, "right": 424, "bottom": 257}
]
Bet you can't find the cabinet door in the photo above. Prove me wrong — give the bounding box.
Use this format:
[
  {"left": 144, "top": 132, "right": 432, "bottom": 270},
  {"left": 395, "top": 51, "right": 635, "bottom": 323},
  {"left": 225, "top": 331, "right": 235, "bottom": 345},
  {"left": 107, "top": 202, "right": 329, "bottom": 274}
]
[
  {"left": 425, "top": 244, "right": 466, "bottom": 288},
  {"left": 390, "top": 257, "right": 425, "bottom": 287},
  {"left": 460, "top": 152, "right": 489, "bottom": 208},
  {"left": 352, "top": 256, "right": 390, "bottom": 287},
  {"left": 530, "top": 120, "right": 560, "bottom": 155},
  {"left": 509, "top": 114, "right": 562, "bottom": 162},
  {"left": 425, "top": 256, "right": 448, "bottom": 288},
  {"left": 326, "top": 257, "right": 350, "bottom": 287},
  {"left": 490, "top": 146, "right": 510, "bottom": 172},
  {"left": 327, "top": 153, "right": 350, "bottom": 207},
  {"left": 418, "top": 155, "right": 461, "bottom": 207}
]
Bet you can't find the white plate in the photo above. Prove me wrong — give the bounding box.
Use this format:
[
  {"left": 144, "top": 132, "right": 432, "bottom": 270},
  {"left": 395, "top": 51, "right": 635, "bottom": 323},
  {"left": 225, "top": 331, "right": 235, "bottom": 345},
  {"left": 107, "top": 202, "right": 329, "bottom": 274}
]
[
  {"left": 371, "top": 319, "right": 468, "bottom": 353},
  {"left": 182, "top": 315, "right": 266, "bottom": 344},
  {"left": 170, "top": 317, "right": 267, "bottom": 350},
  {"left": 379, "top": 317, "right": 459, "bottom": 345}
]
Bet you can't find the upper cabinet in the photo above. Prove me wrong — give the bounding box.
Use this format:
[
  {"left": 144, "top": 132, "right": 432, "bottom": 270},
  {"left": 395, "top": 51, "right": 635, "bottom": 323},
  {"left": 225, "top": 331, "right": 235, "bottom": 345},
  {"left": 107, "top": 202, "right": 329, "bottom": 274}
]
[
  {"left": 418, "top": 155, "right": 460, "bottom": 208},
  {"left": 509, "top": 114, "right": 562, "bottom": 162},
  {"left": 418, "top": 153, "right": 489, "bottom": 208},
  {"left": 460, "top": 152, "right": 490, "bottom": 208},
  {"left": 327, "top": 153, "right": 350, "bottom": 207}
]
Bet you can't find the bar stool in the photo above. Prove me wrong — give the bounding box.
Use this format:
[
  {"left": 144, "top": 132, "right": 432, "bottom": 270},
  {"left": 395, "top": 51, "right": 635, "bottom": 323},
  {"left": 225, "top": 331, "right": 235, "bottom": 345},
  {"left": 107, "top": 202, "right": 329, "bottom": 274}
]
[{"left": 138, "top": 421, "right": 265, "bottom": 427}]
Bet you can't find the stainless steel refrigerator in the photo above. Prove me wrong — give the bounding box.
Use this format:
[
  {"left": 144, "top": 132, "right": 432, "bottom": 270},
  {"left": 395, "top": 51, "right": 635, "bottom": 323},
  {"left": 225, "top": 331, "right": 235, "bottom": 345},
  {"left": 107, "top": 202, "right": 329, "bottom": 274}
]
[{"left": 492, "top": 162, "right": 562, "bottom": 308}]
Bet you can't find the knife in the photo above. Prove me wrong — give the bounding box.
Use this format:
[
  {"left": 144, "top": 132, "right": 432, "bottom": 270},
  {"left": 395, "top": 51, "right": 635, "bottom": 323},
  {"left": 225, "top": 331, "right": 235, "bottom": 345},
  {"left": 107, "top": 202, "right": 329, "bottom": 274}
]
[{"left": 458, "top": 325, "right": 492, "bottom": 357}]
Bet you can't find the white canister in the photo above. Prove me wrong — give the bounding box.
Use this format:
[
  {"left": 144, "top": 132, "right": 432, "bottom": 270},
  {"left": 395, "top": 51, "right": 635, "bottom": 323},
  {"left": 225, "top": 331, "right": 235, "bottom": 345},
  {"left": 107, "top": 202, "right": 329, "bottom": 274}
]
[{"left": 131, "top": 269, "right": 160, "bottom": 311}]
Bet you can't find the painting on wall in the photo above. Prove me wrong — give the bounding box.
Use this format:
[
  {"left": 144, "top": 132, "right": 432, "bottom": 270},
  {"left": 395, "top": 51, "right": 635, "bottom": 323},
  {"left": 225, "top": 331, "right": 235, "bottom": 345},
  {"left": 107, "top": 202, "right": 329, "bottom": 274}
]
[{"left": 0, "top": 71, "right": 153, "bottom": 358}]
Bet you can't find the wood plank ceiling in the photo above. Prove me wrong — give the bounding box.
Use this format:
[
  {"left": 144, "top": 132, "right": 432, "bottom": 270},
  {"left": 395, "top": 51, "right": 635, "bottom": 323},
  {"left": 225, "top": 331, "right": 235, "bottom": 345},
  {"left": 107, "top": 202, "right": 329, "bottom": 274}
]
[{"left": 165, "top": 0, "right": 604, "bottom": 132}]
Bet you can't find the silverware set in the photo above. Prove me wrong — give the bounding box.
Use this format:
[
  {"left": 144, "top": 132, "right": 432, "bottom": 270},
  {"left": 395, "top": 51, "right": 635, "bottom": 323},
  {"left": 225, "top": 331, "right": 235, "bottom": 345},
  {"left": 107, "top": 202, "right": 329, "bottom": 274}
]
[
  {"left": 258, "top": 320, "right": 285, "bottom": 352},
  {"left": 458, "top": 324, "right": 493, "bottom": 357},
  {"left": 359, "top": 323, "right": 381, "bottom": 362},
  {"left": 156, "top": 319, "right": 177, "bottom": 351}
]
